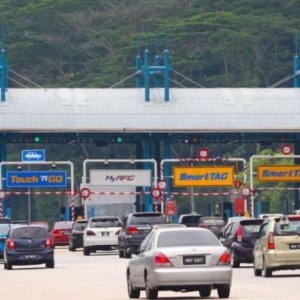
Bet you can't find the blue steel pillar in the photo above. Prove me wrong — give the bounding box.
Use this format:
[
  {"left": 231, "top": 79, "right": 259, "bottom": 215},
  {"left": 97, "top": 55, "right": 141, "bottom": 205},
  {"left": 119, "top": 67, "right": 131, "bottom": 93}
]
[
  {"left": 285, "top": 200, "right": 290, "bottom": 215},
  {"left": 144, "top": 49, "right": 150, "bottom": 102},
  {"left": 1, "top": 48, "right": 7, "bottom": 102},
  {"left": 0, "top": 134, "right": 7, "bottom": 216},
  {"left": 135, "top": 142, "right": 143, "bottom": 212},
  {"left": 256, "top": 201, "right": 262, "bottom": 218},
  {"left": 155, "top": 55, "right": 161, "bottom": 88},
  {"left": 65, "top": 207, "right": 70, "bottom": 221},
  {"left": 164, "top": 49, "right": 170, "bottom": 102},
  {"left": 144, "top": 139, "right": 152, "bottom": 212},
  {"left": 136, "top": 54, "right": 141, "bottom": 88},
  {"left": 294, "top": 33, "right": 299, "bottom": 88},
  {"left": 294, "top": 142, "right": 300, "bottom": 210}
]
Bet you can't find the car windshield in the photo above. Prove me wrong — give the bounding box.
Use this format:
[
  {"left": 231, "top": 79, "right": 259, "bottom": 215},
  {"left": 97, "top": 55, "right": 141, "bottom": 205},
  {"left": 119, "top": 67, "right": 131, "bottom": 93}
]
[
  {"left": 202, "top": 219, "right": 225, "bottom": 225},
  {"left": 157, "top": 230, "right": 220, "bottom": 247},
  {"left": 90, "top": 218, "right": 120, "bottom": 228},
  {"left": 130, "top": 214, "right": 166, "bottom": 226},
  {"left": 11, "top": 227, "right": 47, "bottom": 239},
  {"left": 0, "top": 225, "right": 10, "bottom": 235},
  {"left": 274, "top": 219, "right": 300, "bottom": 236},
  {"left": 54, "top": 222, "right": 73, "bottom": 229},
  {"left": 180, "top": 216, "right": 201, "bottom": 227},
  {"left": 74, "top": 222, "right": 88, "bottom": 231}
]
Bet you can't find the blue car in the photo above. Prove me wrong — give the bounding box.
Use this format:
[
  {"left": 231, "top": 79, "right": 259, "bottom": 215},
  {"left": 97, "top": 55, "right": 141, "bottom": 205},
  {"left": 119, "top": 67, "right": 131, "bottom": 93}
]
[{"left": 0, "top": 224, "right": 11, "bottom": 258}]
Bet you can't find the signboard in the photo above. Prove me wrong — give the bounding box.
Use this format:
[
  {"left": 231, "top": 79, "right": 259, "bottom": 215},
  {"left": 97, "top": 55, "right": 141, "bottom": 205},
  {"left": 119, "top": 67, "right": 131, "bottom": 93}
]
[
  {"left": 281, "top": 144, "right": 292, "bottom": 155},
  {"left": 22, "top": 149, "right": 45, "bottom": 162},
  {"left": 6, "top": 171, "right": 67, "bottom": 188},
  {"left": 234, "top": 198, "right": 245, "bottom": 215},
  {"left": 173, "top": 166, "right": 234, "bottom": 187},
  {"left": 257, "top": 165, "right": 300, "bottom": 182},
  {"left": 151, "top": 187, "right": 162, "bottom": 199},
  {"left": 198, "top": 148, "right": 209, "bottom": 159},
  {"left": 158, "top": 180, "right": 167, "bottom": 190},
  {"left": 90, "top": 170, "right": 151, "bottom": 186},
  {"left": 165, "top": 200, "right": 177, "bottom": 216}
]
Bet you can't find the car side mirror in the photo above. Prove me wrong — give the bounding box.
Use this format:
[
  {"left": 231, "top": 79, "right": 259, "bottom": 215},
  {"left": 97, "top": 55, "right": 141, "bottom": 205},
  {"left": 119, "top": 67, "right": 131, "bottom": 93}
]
[{"left": 127, "top": 247, "right": 137, "bottom": 255}]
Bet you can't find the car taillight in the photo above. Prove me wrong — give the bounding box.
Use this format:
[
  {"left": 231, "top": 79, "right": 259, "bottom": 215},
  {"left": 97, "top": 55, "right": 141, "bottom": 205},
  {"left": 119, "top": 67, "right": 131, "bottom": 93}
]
[
  {"left": 200, "top": 223, "right": 209, "bottom": 228},
  {"left": 268, "top": 232, "right": 275, "bottom": 249},
  {"left": 237, "top": 225, "right": 243, "bottom": 242},
  {"left": 154, "top": 252, "right": 173, "bottom": 267},
  {"left": 289, "top": 216, "right": 300, "bottom": 220},
  {"left": 86, "top": 230, "right": 96, "bottom": 236},
  {"left": 7, "top": 239, "right": 15, "bottom": 250},
  {"left": 45, "top": 238, "right": 53, "bottom": 248},
  {"left": 126, "top": 227, "right": 138, "bottom": 235},
  {"left": 52, "top": 229, "right": 61, "bottom": 235},
  {"left": 217, "top": 251, "right": 231, "bottom": 265}
]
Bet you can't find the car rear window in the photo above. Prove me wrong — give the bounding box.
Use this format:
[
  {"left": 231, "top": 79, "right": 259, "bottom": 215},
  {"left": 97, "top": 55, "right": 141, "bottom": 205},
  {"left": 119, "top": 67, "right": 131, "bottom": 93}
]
[
  {"left": 130, "top": 214, "right": 166, "bottom": 226},
  {"left": 240, "top": 220, "right": 263, "bottom": 235},
  {"left": 274, "top": 218, "right": 300, "bottom": 236},
  {"left": 74, "top": 222, "right": 88, "bottom": 231},
  {"left": 11, "top": 227, "right": 47, "bottom": 239},
  {"left": 180, "top": 216, "right": 201, "bottom": 227},
  {"left": 90, "top": 218, "right": 120, "bottom": 228},
  {"left": 202, "top": 219, "right": 225, "bottom": 226},
  {"left": 54, "top": 222, "right": 73, "bottom": 229},
  {"left": 157, "top": 230, "right": 220, "bottom": 247}
]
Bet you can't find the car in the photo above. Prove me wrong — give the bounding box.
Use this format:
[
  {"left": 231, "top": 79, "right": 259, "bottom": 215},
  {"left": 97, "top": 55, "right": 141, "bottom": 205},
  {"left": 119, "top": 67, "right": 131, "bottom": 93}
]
[
  {"left": 294, "top": 210, "right": 300, "bottom": 215},
  {"left": 118, "top": 212, "right": 166, "bottom": 259},
  {"left": 253, "top": 215, "right": 300, "bottom": 277},
  {"left": 83, "top": 216, "right": 122, "bottom": 256},
  {"left": 199, "top": 216, "right": 225, "bottom": 238},
  {"left": 0, "top": 224, "right": 11, "bottom": 258},
  {"left": 11, "top": 220, "right": 29, "bottom": 225},
  {"left": 258, "top": 213, "right": 283, "bottom": 219},
  {"left": 25, "top": 152, "right": 42, "bottom": 160},
  {"left": 69, "top": 219, "right": 88, "bottom": 251},
  {"left": 126, "top": 227, "right": 232, "bottom": 300},
  {"left": 51, "top": 221, "right": 73, "bottom": 247},
  {"left": 178, "top": 213, "right": 202, "bottom": 227},
  {"left": 3, "top": 224, "right": 54, "bottom": 270},
  {"left": 220, "top": 218, "right": 263, "bottom": 268},
  {"left": 0, "top": 217, "right": 11, "bottom": 224}
]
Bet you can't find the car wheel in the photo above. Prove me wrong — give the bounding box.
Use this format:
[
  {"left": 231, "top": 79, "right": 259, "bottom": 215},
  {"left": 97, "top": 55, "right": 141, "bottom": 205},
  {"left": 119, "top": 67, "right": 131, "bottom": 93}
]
[
  {"left": 6, "top": 261, "right": 12, "bottom": 270},
  {"left": 127, "top": 271, "right": 140, "bottom": 298},
  {"left": 4, "top": 262, "right": 7, "bottom": 270},
  {"left": 145, "top": 272, "right": 158, "bottom": 300},
  {"left": 231, "top": 249, "right": 240, "bottom": 268},
  {"left": 119, "top": 246, "right": 124, "bottom": 258},
  {"left": 217, "top": 286, "right": 230, "bottom": 299},
  {"left": 199, "top": 285, "right": 211, "bottom": 297},
  {"left": 69, "top": 244, "right": 76, "bottom": 252},
  {"left": 263, "top": 258, "right": 272, "bottom": 278},
  {"left": 254, "top": 260, "right": 262, "bottom": 276},
  {"left": 83, "top": 247, "right": 91, "bottom": 256},
  {"left": 124, "top": 244, "right": 132, "bottom": 259},
  {"left": 46, "top": 260, "right": 55, "bottom": 269}
]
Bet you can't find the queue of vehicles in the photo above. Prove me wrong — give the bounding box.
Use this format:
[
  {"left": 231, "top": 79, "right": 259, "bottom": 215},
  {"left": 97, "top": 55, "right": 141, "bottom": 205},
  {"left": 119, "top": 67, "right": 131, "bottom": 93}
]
[{"left": 1, "top": 211, "right": 300, "bottom": 299}]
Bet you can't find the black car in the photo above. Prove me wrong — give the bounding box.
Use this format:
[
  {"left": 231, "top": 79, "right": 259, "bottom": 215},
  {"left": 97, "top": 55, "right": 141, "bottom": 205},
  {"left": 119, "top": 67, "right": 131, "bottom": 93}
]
[
  {"left": 3, "top": 224, "right": 54, "bottom": 270},
  {"left": 220, "top": 218, "right": 263, "bottom": 268},
  {"left": 69, "top": 219, "right": 88, "bottom": 251},
  {"left": 198, "top": 216, "right": 225, "bottom": 238},
  {"left": 118, "top": 212, "right": 166, "bottom": 258}
]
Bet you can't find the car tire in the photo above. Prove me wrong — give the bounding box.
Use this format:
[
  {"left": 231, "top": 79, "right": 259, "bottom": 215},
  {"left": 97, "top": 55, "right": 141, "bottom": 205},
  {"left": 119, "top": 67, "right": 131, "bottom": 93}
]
[
  {"left": 119, "top": 246, "right": 124, "bottom": 258},
  {"left": 69, "top": 244, "right": 76, "bottom": 252},
  {"left": 4, "top": 262, "right": 7, "bottom": 270},
  {"left": 217, "top": 286, "right": 230, "bottom": 299},
  {"left": 6, "top": 261, "right": 12, "bottom": 270},
  {"left": 83, "top": 247, "right": 91, "bottom": 256},
  {"left": 124, "top": 244, "right": 132, "bottom": 259},
  {"left": 231, "top": 249, "right": 240, "bottom": 268},
  {"left": 145, "top": 273, "right": 158, "bottom": 300},
  {"left": 254, "top": 261, "right": 262, "bottom": 276},
  {"left": 127, "top": 271, "right": 140, "bottom": 298},
  {"left": 46, "top": 259, "right": 55, "bottom": 269},
  {"left": 199, "top": 285, "right": 211, "bottom": 297},
  {"left": 263, "top": 258, "right": 272, "bottom": 278}
]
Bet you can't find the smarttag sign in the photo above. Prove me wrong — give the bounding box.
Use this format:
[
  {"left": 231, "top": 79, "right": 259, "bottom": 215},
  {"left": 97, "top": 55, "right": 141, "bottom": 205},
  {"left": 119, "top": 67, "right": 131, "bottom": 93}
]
[
  {"left": 257, "top": 165, "right": 300, "bottom": 182},
  {"left": 6, "top": 171, "right": 67, "bottom": 188},
  {"left": 173, "top": 166, "right": 234, "bottom": 187}
]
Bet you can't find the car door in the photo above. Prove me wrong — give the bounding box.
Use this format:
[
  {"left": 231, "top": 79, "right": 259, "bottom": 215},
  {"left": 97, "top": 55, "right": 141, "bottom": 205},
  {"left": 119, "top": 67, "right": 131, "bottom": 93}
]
[
  {"left": 221, "top": 223, "right": 234, "bottom": 248},
  {"left": 254, "top": 222, "right": 268, "bottom": 269},
  {"left": 130, "top": 232, "right": 154, "bottom": 287}
]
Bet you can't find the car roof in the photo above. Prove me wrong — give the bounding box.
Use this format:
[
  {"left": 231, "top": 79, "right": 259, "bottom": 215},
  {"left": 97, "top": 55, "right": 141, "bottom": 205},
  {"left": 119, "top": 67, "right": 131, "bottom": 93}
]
[
  {"left": 154, "top": 227, "right": 209, "bottom": 233},
  {"left": 90, "top": 216, "right": 119, "bottom": 220}
]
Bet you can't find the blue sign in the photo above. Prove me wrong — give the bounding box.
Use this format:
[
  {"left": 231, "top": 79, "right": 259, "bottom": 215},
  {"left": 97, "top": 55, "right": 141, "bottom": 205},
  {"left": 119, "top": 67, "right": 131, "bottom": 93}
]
[
  {"left": 22, "top": 149, "right": 45, "bottom": 162},
  {"left": 6, "top": 171, "right": 67, "bottom": 188}
]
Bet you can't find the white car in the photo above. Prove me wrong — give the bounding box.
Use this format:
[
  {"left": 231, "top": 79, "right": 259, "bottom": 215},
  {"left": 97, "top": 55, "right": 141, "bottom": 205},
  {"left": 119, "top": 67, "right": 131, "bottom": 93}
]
[
  {"left": 294, "top": 210, "right": 300, "bottom": 215},
  {"left": 83, "top": 216, "right": 122, "bottom": 256},
  {"left": 25, "top": 152, "right": 42, "bottom": 160}
]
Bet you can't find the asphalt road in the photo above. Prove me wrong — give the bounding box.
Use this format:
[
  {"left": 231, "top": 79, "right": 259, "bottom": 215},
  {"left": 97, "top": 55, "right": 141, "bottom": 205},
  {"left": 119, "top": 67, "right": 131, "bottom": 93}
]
[{"left": 1, "top": 248, "right": 300, "bottom": 300}]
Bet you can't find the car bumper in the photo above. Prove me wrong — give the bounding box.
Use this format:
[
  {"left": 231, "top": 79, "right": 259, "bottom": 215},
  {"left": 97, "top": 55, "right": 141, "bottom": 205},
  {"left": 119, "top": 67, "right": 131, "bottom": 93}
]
[
  {"left": 149, "top": 267, "right": 232, "bottom": 288},
  {"left": 265, "top": 251, "right": 300, "bottom": 270},
  {"left": 53, "top": 236, "right": 69, "bottom": 246},
  {"left": 6, "top": 249, "right": 54, "bottom": 265},
  {"left": 235, "top": 246, "right": 253, "bottom": 263},
  {"left": 84, "top": 236, "right": 118, "bottom": 247}
]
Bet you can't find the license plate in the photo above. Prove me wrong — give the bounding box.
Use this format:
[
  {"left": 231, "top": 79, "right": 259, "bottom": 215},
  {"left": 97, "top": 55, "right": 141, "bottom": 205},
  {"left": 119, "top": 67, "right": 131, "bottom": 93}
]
[
  {"left": 102, "top": 232, "right": 109, "bottom": 236},
  {"left": 183, "top": 255, "right": 206, "bottom": 265},
  {"left": 23, "top": 254, "right": 39, "bottom": 259},
  {"left": 289, "top": 244, "right": 300, "bottom": 250}
]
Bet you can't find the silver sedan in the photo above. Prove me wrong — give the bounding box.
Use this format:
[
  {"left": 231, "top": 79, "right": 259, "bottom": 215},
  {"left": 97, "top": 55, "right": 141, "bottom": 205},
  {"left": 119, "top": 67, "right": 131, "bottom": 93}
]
[{"left": 127, "top": 227, "right": 232, "bottom": 299}]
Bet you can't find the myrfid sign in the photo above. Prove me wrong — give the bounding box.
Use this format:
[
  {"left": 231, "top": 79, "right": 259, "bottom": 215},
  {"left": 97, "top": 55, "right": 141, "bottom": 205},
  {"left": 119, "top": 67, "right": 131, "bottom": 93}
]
[
  {"left": 173, "top": 166, "right": 235, "bottom": 187},
  {"left": 6, "top": 171, "right": 68, "bottom": 188}
]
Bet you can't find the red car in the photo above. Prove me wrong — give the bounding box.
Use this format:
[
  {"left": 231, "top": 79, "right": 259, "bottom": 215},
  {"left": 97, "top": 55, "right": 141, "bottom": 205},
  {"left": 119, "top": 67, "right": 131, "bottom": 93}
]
[{"left": 51, "top": 221, "right": 74, "bottom": 247}]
